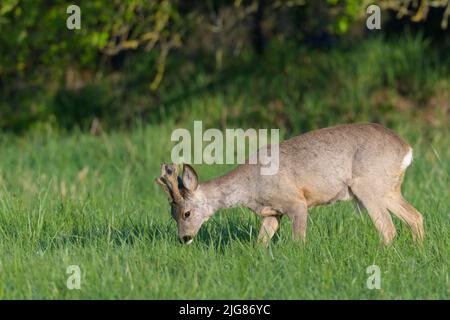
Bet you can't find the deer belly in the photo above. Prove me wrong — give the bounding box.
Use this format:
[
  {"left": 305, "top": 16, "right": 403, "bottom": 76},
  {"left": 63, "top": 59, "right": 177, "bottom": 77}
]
[{"left": 302, "top": 183, "right": 353, "bottom": 207}]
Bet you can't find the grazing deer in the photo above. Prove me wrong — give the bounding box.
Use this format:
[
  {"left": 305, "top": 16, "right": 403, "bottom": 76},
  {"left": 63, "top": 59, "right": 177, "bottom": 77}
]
[{"left": 156, "top": 123, "right": 424, "bottom": 245}]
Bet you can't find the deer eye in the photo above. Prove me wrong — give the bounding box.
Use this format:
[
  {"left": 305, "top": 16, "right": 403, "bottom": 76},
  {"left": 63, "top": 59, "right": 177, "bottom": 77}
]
[{"left": 184, "top": 211, "right": 191, "bottom": 219}]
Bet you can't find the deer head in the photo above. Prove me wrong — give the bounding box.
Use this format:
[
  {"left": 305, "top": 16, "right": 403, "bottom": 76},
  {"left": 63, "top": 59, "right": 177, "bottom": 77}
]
[{"left": 155, "top": 163, "right": 214, "bottom": 244}]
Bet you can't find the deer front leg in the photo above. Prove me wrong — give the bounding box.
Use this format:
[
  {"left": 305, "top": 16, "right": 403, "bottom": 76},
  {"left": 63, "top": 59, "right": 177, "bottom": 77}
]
[
  {"left": 286, "top": 202, "right": 309, "bottom": 242},
  {"left": 258, "top": 216, "right": 281, "bottom": 246}
]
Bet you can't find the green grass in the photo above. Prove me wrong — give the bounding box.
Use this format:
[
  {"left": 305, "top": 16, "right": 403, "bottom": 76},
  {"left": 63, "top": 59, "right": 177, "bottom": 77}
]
[
  {"left": 0, "top": 34, "right": 448, "bottom": 299},
  {"left": 0, "top": 121, "right": 448, "bottom": 299}
]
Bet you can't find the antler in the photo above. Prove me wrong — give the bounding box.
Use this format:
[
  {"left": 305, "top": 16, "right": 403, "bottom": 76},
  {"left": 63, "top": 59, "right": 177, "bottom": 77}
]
[
  {"left": 155, "top": 177, "right": 172, "bottom": 201},
  {"left": 155, "top": 163, "right": 184, "bottom": 203}
]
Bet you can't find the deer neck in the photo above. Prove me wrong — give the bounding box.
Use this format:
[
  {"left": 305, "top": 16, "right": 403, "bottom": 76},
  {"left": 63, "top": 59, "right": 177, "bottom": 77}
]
[{"left": 199, "top": 167, "right": 251, "bottom": 212}]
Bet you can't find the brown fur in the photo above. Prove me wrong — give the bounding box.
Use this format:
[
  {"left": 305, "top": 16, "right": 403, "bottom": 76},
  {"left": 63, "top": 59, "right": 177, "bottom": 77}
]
[{"left": 156, "top": 123, "right": 424, "bottom": 245}]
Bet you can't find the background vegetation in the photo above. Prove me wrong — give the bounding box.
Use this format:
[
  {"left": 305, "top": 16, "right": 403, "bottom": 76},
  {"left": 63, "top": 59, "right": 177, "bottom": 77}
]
[
  {"left": 0, "top": 0, "right": 448, "bottom": 299},
  {"left": 1, "top": 0, "right": 449, "bottom": 132}
]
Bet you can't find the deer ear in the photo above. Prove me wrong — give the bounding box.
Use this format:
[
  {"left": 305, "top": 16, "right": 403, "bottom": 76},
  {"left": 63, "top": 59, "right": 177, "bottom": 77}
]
[{"left": 182, "top": 164, "right": 198, "bottom": 191}]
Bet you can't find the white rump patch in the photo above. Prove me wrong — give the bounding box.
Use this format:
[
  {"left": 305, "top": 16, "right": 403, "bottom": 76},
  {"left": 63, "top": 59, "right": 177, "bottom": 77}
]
[{"left": 401, "top": 148, "right": 413, "bottom": 170}]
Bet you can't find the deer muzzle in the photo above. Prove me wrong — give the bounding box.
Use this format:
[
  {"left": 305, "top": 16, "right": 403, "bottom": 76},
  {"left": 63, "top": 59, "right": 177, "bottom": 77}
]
[{"left": 180, "top": 235, "right": 193, "bottom": 245}]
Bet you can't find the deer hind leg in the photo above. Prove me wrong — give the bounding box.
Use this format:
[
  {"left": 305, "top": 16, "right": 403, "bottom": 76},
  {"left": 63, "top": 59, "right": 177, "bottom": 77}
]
[
  {"left": 351, "top": 179, "right": 397, "bottom": 245},
  {"left": 387, "top": 193, "right": 424, "bottom": 241},
  {"left": 258, "top": 216, "right": 281, "bottom": 246}
]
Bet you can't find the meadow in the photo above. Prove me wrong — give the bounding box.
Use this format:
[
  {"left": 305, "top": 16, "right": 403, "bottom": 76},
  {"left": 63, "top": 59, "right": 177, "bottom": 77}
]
[{"left": 0, "top": 35, "right": 448, "bottom": 299}]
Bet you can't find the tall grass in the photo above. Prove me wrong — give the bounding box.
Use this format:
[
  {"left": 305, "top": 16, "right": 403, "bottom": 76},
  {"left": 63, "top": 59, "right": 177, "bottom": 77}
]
[
  {"left": 0, "top": 121, "right": 448, "bottom": 299},
  {"left": 0, "top": 34, "right": 448, "bottom": 299}
]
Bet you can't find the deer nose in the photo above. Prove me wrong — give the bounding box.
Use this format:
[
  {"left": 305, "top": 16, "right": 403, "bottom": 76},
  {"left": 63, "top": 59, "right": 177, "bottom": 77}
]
[{"left": 181, "top": 235, "right": 193, "bottom": 244}]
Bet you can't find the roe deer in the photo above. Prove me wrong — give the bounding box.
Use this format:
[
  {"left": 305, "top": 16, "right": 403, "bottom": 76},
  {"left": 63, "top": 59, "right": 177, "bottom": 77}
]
[{"left": 156, "top": 123, "right": 424, "bottom": 245}]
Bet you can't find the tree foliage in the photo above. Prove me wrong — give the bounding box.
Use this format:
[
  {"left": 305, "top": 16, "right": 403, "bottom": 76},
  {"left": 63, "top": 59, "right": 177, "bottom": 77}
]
[{"left": 0, "top": 0, "right": 448, "bottom": 131}]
